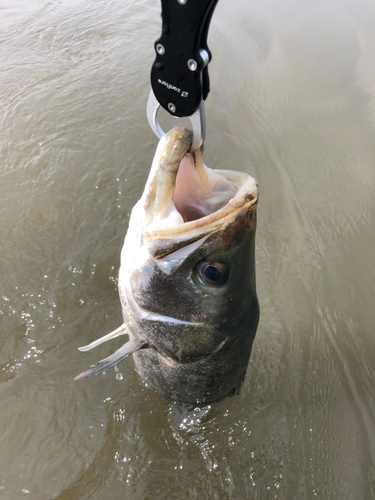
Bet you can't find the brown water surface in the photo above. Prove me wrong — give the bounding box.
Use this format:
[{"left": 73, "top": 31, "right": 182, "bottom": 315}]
[{"left": 1, "top": 0, "right": 375, "bottom": 498}]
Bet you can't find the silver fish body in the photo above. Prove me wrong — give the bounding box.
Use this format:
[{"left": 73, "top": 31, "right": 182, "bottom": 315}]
[{"left": 76, "top": 127, "right": 259, "bottom": 405}]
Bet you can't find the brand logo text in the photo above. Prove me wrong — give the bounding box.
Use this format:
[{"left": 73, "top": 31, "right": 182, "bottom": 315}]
[{"left": 158, "top": 79, "right": 188, "bottom": 97}]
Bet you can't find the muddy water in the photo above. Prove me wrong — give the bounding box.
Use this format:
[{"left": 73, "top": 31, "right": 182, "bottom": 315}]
[{"left": 1, "top": 0, "right": 375, "bottom": 498}]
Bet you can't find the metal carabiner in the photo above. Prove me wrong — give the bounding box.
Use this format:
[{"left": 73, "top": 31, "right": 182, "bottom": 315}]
[{"left": 147, "top": 89, "right": 206, "bottom": 151}]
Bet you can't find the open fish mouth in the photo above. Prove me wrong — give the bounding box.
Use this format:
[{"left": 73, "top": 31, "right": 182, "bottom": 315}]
[{"left": 138, "top": 127, "right": 258, "bottom": 259}]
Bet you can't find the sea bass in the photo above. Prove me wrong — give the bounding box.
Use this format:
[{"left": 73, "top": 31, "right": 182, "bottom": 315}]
[{"left": 75, "top": 127, "right": 259, "bottom": 404}]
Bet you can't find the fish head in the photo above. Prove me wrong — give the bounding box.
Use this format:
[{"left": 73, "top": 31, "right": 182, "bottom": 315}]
[{"left": 119, "top": 127, "right": 259, "bottom": 403}]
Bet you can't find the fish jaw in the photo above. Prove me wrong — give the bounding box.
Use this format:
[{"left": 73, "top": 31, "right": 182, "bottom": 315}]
[{"left": 117, "top": 127, "right": 259, "bottom": 403}]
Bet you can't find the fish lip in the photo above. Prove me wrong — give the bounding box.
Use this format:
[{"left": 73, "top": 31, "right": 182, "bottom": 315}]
[
  {"left": 141, "top": 127, "right": 258, "bottom": 241},
  {"left": 146, "top": 194, "right": 257, "bottom": 239},
  {"left": 144, "top": 194, "right": 257, "bottom": 260}
]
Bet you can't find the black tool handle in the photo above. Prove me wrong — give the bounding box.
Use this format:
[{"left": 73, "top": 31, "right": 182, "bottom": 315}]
[{"left": 150, "top": 0, "right": 219, "bottom": 118}]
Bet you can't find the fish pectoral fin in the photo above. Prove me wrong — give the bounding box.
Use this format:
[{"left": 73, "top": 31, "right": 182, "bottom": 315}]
[
  {"left": 78, "top": 324, "right": 128, "bottom": 352},
  {"left": 74, "top": 339, "right": 147, "bottom": 380}
]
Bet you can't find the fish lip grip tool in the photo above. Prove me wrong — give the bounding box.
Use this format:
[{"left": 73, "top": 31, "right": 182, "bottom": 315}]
[{"left": 147, "top": 0, "right": 219, "bottom": 151}]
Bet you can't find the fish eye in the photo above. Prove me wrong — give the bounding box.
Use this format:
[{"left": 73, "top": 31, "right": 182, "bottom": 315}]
[{"left": 196, "top": 262, "right": 229, "bottom": 286}]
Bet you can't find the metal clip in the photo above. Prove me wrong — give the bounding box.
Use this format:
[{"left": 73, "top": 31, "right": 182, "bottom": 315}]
[{"left": 147, "top": 89, "right": 206, "bottom": 152}]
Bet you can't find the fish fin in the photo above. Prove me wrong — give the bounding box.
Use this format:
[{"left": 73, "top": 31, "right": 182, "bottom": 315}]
[
  {"left": 78, "top": 324, "right": 127, "bottom": 352},
  {"left": 74, "top": 339, "right": 147, "bottom": 380}
]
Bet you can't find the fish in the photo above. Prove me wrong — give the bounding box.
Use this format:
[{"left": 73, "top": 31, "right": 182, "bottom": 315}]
[{"left": 75, "top": 127, "right": 259, "bottom": 405}]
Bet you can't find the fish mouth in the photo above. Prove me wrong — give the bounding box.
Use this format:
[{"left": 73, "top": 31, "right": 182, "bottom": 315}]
[{"left": 140, "top": 127, "right": 258, "bottom": 258}]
